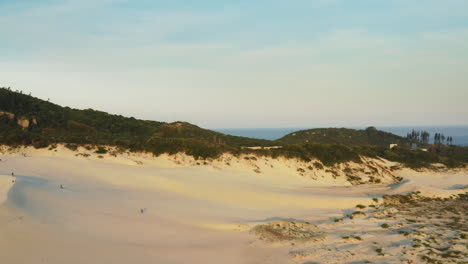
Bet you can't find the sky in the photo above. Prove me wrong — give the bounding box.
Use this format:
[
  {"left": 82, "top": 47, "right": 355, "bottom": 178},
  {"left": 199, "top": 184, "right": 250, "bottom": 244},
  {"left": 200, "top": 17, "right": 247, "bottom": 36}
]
[{"left": 1, "top": 0, "right": 467, "bottom": 128}]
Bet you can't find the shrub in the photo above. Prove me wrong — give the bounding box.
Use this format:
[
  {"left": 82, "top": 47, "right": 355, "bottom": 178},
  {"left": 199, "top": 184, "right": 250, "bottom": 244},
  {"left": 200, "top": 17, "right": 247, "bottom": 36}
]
[
  {"left": 313, "top": 161, "right": 324, "bottom": 169},
  {"left": 95, "top": 146, "right": 108, "bottom": 154},
  {"left": 65, "top": 143, "right": 78, "bottom": 151}
]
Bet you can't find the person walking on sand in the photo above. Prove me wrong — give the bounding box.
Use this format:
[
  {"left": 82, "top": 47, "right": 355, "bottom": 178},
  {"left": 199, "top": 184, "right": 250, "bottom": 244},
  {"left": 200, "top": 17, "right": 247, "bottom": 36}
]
[{"left": 60, "top": 184, "right": 63, "bottom": 189}]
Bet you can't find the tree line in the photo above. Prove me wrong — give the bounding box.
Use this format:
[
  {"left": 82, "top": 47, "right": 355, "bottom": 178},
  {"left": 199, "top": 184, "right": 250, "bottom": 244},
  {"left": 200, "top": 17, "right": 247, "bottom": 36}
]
[{"left": 406, "top": 130, "right": 454, "bottom": 145}]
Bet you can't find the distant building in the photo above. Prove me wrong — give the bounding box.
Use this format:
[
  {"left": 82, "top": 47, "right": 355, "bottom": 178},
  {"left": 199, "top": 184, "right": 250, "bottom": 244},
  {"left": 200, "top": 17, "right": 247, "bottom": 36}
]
[{"left": 389, "top": 144, "right": 398, "bottom": 149}]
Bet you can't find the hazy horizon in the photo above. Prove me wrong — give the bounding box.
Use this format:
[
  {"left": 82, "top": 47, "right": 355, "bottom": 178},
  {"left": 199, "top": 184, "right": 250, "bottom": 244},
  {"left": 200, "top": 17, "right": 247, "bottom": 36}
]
[
  {"left": 212, "top": 124, "right": 468, "bottom": 130},
  {"left": 2, "top": 0, "right": 467, "bottom": 128},
  {"left": 214, "top": 126, "right": 468, "bottom": 146}
]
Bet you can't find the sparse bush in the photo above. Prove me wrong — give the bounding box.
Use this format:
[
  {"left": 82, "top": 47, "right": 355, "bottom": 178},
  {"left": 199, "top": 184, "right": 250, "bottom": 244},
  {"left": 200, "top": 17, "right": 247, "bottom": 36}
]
[
  {"left": 95, "top": 146, "right": 108, "bottom": 154},
  {"left": 347, "top": 175, "right": 361, "bottom": 182},
  {"left": 313, "top": 161, "right": 324, "bottom": 170},
  {"left": 65, "top": 143, "right": 78, "bottom": 151}
]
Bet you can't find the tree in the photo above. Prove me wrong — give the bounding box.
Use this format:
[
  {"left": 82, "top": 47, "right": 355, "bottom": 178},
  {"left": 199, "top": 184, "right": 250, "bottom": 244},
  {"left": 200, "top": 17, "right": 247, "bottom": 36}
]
[
  {"left": 407, "top": 129, "right": 421, "bottom": 143},
  {"left": 421, "top": 131, "right": 430, "bottom": 144},
  {"left": 447, "top": 136, "right": 453, "bottom": 145}
]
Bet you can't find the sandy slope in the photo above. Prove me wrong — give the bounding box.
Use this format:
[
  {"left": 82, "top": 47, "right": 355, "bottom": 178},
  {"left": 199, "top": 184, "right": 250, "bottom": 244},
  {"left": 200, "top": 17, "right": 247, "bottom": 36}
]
[
  {"left": 0, "top": 145, "right": 466, "bottom": 263},
  {"left": 0, "top": 173, "right": 15, "bottom": 204}
]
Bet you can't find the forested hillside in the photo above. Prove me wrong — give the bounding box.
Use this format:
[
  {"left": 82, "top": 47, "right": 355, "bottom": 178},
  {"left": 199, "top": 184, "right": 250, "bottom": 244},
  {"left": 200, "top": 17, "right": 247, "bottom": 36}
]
[
  {"left": 0, "top": 88, "right": 273, "bottom": 158},
  {"left": 276, "top": 127, "right": 409, "bottom": 146},
  {"left": 1, "top": 87, "right": 467, "bottom": 167}
]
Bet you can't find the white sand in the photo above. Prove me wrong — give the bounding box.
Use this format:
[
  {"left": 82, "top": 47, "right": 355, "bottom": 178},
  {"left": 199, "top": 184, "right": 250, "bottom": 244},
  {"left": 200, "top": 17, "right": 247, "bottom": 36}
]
[
  {"left": 0, "top": 145, "right": 466, "bottom": 263},
  {"left": 0, "top": 173, "right": 15, "bottom": 204}
]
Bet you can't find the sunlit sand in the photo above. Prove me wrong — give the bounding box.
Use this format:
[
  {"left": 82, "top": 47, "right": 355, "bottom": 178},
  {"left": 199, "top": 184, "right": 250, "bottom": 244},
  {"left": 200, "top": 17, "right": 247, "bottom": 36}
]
[{"left": 0, "top": 146, "right": 466, "bottom": 263}]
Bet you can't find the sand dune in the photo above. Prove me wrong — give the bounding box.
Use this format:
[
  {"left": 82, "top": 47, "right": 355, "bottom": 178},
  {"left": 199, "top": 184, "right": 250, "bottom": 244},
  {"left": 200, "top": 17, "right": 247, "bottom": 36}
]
[
  {"left": 0, "top": 173, "right": 15, "bottom": 204},
  {"left": 0, "top": 145, "right": 466, "bottom": 263}
]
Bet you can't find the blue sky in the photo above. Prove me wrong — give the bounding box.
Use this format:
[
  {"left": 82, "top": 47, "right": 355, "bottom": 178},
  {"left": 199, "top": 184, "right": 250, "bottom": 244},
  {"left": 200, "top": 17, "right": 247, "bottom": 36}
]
[{"left": 1, "top": 0, "right": 467, "bottom": 128}]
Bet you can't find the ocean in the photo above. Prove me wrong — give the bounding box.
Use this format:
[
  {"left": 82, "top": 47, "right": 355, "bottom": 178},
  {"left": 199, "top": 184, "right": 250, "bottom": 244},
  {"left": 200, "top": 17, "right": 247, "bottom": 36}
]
[{"left": 214, "top": 126, "right": 468, "bottom": 146}]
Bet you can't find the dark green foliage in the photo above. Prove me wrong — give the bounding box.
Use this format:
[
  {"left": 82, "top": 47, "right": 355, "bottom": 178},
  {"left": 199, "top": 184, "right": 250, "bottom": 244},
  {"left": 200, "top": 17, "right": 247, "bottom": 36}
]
[
  {"left": 407, "top": 129, "right": 431, "bottom": 144},
  {"left": 95, "top": 146, "right": 108, "bottom": 154},
  {"left": 313, "top": 161, "right": 324, "bottom": 170},
  {"left": 356, "top": 144, "right": 468, "bottom": 168},
  {"left": 1, "top": 88, "right": 468, "bottom": 167},
  {"left": 0, "top": 88, "right": 272, "bottom": 159},
  {"left": 276, "top": 126, "right": 409, "bottom": 146},
  {"left": 241, "top": 143, "right": 362, "bottom": 166},
  {"left": 65, "top": 143, "right": 78, "bottom": 151},
  {"left": 305, "top": 144, "right": 362, "bottom": 166}
]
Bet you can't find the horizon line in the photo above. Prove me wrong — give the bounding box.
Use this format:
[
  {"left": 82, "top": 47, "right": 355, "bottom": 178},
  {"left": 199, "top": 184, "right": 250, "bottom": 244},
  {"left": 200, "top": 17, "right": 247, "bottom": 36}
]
[{"left": 211, "top": 125, "right": 468, "bottom": 130}]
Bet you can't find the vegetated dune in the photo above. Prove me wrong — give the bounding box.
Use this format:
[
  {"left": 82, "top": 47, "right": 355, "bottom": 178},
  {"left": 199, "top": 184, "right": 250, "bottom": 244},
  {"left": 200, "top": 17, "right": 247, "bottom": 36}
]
[
  {"left": 3, "top": 87, "right": 468, "bottom": 170},
  {"left": 276, "top": 126, "right": 409, "bottom": 146},
  {"left": 0, "top": 145, "right": 466, "bottom": 264},
  {"left": 252, "top": 192, "right": 467, "bottom": 264}
]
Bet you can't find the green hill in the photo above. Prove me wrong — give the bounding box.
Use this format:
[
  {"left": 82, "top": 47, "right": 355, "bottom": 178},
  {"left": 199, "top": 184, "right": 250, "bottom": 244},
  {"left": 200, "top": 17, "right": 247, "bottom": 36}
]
[
  {"left": 276, "top": 127, "right": 409, "bottom": 146},
  {"left": 0, "top": 88, "right": 273, "bottom": 158},
  {"left": 1, "top": 87, "right": 467, "bottom": 168}
]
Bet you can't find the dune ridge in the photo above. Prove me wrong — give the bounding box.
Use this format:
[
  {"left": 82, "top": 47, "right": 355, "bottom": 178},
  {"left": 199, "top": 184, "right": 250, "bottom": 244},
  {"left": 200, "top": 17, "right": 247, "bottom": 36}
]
[
  {"left": 0, "top": 173, "right": 15, "bottom": 205},
  {"left": 0, "top": 144, "right": 466, "bottom": 263}
]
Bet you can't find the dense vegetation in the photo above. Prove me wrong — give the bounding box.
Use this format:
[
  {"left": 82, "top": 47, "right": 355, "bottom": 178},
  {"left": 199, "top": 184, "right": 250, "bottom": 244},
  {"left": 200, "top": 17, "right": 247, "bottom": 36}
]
[
  {"left": 0, "top": 88, "right": 273, "bottom": 158},
  {"left": 240, "top": 144, "right": 468, "bottom": 168},
  {"left": 276, "top": 127, "right": 409, "bottom": 146},
  {"left": 356, "top": 144, "right": 468, "bottom": 168},
  {"left": 1, "top": 87, "right": 467, "bottom": 168}
]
